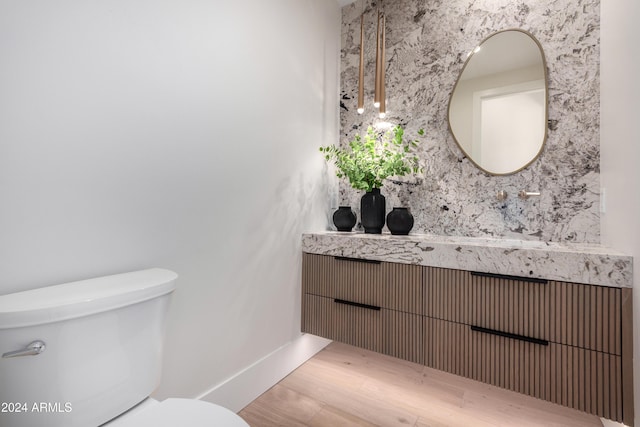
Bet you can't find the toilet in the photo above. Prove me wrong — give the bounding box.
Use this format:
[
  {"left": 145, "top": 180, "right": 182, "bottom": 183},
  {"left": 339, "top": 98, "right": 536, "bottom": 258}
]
[{"left": 0, "top": 268, "right": 249, "bottom": 427}]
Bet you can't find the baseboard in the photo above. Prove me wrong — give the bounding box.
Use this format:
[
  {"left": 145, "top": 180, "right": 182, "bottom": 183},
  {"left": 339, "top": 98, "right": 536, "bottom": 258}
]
[
  {"left": 196, "top": 334, "right": 331, "bottom": 413},
  {"left": 600, "top": 418, "right": 628, "bottom": 427}
]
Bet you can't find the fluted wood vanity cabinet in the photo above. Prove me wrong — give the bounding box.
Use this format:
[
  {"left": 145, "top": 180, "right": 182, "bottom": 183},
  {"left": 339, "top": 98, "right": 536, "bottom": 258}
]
[
  {"left": 424, "top": 267, "right": 632, "bottom": 425},
  {"left": 301, "top": 253, "right": 634, "bottom": 426},
  {"left": 301, "top": 253, "right": 424, "bottom": 364}
]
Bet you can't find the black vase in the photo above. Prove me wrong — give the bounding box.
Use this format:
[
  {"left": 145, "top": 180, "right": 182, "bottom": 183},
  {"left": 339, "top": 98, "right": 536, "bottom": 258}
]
[
  {"left": 333, "top": 206, "right": 356, "bottom": 232},
  {"left": 386, "top": 207, "right": 414, "bottom": 235},
  {"left": 360, "top": 188, "right": 386, "bottom": 234}
]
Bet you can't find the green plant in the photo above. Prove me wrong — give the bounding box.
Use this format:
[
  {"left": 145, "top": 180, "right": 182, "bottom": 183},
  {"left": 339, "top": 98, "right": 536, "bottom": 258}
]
[{"left": 319, "top": 125, "right": 423, "bottom": 192}]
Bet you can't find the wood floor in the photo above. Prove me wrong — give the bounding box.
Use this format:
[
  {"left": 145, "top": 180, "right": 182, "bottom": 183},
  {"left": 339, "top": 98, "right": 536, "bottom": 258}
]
[{"left": 238, "top": 341, "right": 604, "bottom": 427}]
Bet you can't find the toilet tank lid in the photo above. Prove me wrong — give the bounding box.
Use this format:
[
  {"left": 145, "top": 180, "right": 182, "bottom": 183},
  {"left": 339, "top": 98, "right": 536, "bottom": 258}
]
[{"left": 0, "top": 268, "right": 177, "bottom": 329}]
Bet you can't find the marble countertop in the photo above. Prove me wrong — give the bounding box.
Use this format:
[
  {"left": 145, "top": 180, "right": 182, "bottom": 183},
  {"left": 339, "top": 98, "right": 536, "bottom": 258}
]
[{"left": 302, "top": 232, "right": 633, "bottom": 288}]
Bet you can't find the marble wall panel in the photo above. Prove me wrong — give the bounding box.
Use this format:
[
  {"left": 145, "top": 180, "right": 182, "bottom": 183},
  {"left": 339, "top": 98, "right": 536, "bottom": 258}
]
[{"left": 339, "top": 0, "right": 600, "bottom": 243}]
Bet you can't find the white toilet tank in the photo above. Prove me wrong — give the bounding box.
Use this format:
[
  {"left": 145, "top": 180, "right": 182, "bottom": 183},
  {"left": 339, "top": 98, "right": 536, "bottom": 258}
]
[{"left": 0, "top": 268, "right": 177, "bottom": 427}]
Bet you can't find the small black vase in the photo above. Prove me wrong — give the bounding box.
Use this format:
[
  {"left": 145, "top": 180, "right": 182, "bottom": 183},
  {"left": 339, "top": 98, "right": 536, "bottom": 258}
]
[
  {"left": 333, "top": 206, "right": 356, "bottom": 232},
  {"left": 386, "top": 207, "right": 414, "bottom": 235},
  {"left": 360, "top": 188, "right": 386, "bottom": 234}
]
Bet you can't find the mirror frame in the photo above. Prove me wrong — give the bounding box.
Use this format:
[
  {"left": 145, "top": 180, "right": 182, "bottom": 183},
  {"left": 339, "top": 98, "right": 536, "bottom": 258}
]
[{"left": 447, "top": 28, "right": 549, "bottom": 176}]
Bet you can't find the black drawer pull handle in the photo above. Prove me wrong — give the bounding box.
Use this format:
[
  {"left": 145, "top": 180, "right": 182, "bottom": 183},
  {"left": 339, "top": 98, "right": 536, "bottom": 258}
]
[
  {"left": 470, "top": 271, "right": 548, "bottom": 284},
  {"left": 470, "top": 325, "right": 548, "bottom": 346},
  {"left": 334, "top": 299, "right": 381, "bottom": 311},
  {"left": 334, "top": 256, "right": 381, "bottom": 264}
]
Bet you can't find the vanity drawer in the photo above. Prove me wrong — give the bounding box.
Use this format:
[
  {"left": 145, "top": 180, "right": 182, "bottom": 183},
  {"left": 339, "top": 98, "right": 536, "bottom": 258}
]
[
  {"left": 548, "top": 280, "right": 622, "bottom": 355},
  {"left": 425, "top": 267, "right": 548, "bottom": 340},
  {"left": 302, "top": 253, "right": 423, "bottom": 314},
  {"left": 302, "top": 294, "right": 423, "bottom": 364},
  {"left": 424, "top": 267, "right": 622, "bottom": 354},
  {"left": 424, "top": 317, "right": 624, "bottom": 423}
]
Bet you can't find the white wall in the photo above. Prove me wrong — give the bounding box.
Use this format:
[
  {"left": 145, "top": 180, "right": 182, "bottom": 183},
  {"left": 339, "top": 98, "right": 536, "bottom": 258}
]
[
  {"left": 0, "top": 0, "right": 339, "bottom": 407},
  {"left": 600, "top": 1, "right": 640, "bottom": 425}
]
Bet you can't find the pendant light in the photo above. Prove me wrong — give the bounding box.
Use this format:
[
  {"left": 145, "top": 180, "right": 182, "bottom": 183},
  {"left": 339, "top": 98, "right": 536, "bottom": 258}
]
[
  {"left": 374, "top": 10, "right": 381, "bottom": 109},
  {"left": 379, "top": 12, "right": 386, "bottom": 119},
  {"left": 373, "top": 9, "right": 386, "bottom": 118},
  {"left": 357, "top": 13, "right": 365, "bottom": 114},
  {"left": 357, "top": 1, "right": 387, "bottom": 118}
]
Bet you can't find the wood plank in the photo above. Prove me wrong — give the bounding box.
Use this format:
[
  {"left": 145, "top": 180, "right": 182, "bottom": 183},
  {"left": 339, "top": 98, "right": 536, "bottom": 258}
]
[
  {"left": 308, "top": 406, "right": 378, "bottom": 427},
  {"left": 238, "top": 384, "right": 323, "bottom": 426},
  {"left": 240, "top": 342, "right": 603, "bottom": 427}
]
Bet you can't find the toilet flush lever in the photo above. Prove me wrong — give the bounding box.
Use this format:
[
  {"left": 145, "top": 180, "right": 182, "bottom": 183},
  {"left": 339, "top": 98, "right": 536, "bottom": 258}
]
[{"left": 2, "top": 340, "right": 46, "bottom": 358}]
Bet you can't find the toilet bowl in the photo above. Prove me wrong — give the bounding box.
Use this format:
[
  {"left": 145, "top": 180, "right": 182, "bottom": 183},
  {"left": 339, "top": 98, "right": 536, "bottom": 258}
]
[
  {"left": 104, "top": 398, "right": 248, "bottom": 427},
  {"left": 0, "top": 269, "right": 248, "bottom": 427}
]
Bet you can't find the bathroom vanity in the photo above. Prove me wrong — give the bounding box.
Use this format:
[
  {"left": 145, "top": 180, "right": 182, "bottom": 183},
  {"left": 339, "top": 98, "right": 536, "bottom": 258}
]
[{"left": 301, "top": 232, "right": 634, "bottom": 425}]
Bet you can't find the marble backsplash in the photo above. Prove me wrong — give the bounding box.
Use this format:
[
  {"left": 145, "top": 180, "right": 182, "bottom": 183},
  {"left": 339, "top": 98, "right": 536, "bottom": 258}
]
[{"left": 339, "top": 0, "right": 600, "bottom": 243}]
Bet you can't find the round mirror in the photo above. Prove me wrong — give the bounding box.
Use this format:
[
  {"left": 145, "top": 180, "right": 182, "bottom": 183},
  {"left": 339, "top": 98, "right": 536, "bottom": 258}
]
[{"left": 448, "top": 29, "right": 548, "bottom": 175}]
